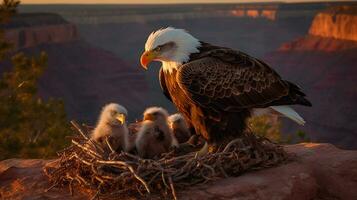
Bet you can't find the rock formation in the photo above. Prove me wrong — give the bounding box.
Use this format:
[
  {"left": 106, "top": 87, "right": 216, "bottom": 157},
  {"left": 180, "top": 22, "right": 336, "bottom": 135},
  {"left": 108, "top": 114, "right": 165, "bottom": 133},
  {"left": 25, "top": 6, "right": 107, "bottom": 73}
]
[
  {"left": 1, "top": 143, "right": 356, "bottom": 199},
  {"left": 309, "top": 6, "right": 357, "bottom": 41},
  {"left": 3, "top": 13, "right": 78, "bottom": 50},
  {"left": 230, "top": 9, "right": 277, "bottom": 20},
  {"left": 1, "top": 13, "right": 148, "bottom": 122},
  {"left": 264, "top": 5, "right": 357, "bottom": 149}
]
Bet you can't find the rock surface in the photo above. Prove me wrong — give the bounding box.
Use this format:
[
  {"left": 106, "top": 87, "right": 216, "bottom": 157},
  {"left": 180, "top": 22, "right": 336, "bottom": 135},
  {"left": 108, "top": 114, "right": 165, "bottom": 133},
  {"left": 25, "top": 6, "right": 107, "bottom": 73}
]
[
  {"left": 1, "top": 143, "right": 356, "bottom": 200},
  {"left": 309, "top": 6, "right": 357, "bottom": 41},
  {"left": 5, "top": 23, "right": 78, "bottom": 50},
  {"left": 4, "top": 13, "right": 78, "bottom": 50}
]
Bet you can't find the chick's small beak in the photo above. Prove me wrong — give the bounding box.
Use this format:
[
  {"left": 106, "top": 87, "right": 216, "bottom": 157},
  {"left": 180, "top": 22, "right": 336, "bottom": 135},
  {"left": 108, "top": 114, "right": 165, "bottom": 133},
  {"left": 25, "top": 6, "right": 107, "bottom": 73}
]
[
  {"left": 143, "top": 114, "right": 155, "bottom": 121},
  {"left": 140, "top": 50, "right": 158, "bottom": 70},
  {"left": 116, "top": 114, "right": 126, "bottom": 125}
]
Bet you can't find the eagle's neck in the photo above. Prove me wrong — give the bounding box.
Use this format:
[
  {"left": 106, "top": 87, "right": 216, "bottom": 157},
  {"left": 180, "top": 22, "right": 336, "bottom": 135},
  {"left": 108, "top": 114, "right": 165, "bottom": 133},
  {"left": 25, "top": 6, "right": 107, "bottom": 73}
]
[
  {"left": 162, "top": 41, "right": 204, "bottom": 74},
  {"left": 162, "top": 61, "right": 182, "bottom": 74}
]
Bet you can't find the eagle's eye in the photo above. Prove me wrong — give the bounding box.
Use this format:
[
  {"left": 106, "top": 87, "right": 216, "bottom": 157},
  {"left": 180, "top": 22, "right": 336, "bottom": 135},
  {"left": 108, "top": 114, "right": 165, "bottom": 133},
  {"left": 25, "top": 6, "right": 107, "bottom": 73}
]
[
  {"left": 156, "top": 46, "right": 161, "bottom": 51},
  {"left": 154, "top": 42, "right": 175, "bottom": 53}
]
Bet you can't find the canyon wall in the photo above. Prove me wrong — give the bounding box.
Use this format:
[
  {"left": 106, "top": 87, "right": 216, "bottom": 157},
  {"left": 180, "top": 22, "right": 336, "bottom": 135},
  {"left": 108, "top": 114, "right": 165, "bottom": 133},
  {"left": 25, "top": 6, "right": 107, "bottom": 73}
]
[
  {"left": 19, "top": 3, "right": 325, "bottom": 25},
  {"left": 4, "top": 13, "right": 78, "bottom": 50},
  {"left": 231, "top": 9, "right": 277, "bottom": 20},
  {"left": 309, "top": 7, "right": 357, "bottom": 41},
  {"left": 279, "top": 35, "right": 357, "bottom": 52},
  {"left": 264, "top": 6, "right": 357, "bottom": 149},
  {"left": 5, "top": 24, "right": 78, "bottom": 50},
  {"left": 2, "top": 14, "right": 148, "bottom": 123}
]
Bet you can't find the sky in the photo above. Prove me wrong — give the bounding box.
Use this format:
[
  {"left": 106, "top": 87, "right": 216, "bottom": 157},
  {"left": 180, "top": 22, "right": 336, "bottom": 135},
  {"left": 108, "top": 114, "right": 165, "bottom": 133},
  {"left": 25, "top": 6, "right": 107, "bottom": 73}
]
[{"left": 21, "top": 0, "right": 347, "bottom": 4}]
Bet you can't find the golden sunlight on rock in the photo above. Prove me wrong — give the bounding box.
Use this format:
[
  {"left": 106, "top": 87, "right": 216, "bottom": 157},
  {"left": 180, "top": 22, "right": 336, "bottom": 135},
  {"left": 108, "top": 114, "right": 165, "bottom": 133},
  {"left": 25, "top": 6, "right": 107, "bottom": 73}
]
[
  {"left": 309, "top": 7, "right": 357, "bottom": 41},
  {"left": 246, "top": 9, "right": 259, "bottom": 18},
  {"left": 261, "top": 10, "right": 276, "bottom": 20},
  {"left": 302, "top": 143, "right": 323, "bottom": 148},
  {"left": 230, "top": 9, "right": 276, "bottom": 20},
  {"left": 230, "top": 9, "right": 245, "bottom": 17}
]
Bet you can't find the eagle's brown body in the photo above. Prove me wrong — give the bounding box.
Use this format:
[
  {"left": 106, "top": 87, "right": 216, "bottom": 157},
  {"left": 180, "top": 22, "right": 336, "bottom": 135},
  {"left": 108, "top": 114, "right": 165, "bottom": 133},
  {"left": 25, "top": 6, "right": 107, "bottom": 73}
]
[
  {"left": 162, "top": 69, "right": 249, "bottom": 143},
  {"left": 160, "top": 42, "right": 311, "bottom": 144}
]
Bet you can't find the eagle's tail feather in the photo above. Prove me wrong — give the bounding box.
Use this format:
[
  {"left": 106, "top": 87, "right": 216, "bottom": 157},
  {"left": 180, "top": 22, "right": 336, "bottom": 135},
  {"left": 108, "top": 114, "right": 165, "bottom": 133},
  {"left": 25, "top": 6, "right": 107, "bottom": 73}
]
[{"left": 270, "top": 106, "right": 305, "bottom": 125}]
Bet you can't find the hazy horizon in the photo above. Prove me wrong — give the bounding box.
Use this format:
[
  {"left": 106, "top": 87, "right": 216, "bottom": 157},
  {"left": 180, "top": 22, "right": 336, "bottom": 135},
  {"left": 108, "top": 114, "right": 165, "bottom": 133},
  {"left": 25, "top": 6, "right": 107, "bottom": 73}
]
[{"left": 21, "top": 0, "right": 352, "bottom": 5}]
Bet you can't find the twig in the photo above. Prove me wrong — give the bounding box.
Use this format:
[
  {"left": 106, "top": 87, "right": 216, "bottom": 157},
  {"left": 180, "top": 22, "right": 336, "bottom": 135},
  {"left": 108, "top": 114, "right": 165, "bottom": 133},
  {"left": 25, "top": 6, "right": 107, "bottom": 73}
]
[
  {"left": 127, "top": 165, "right": 151, "bottom": 194},
  {"left": 161, "top": 171, "right": 169, "bottom": 189},
  {"left": 45, "top": 182, "right": 58, "bottom": 192},
  {"left": 169, "top": 176, "right": 178, "bottom": 200},
  {"left": 105, "top": 137, "right": 115, "bottom": 154},
  {"left": 71, "top": 120, "right": 105, "bottom": 154},
  {"left": 71, "top": 120, "right": 89, "bottom": 140},
  {"left": 90, "top": 191, "right": 99, "bottom": 200},
  {"left": 71, "top": 140, "right": 103, "bottom": 159},
  {"left": 223, "top": 138, "right": 243, "bottom": 152}
]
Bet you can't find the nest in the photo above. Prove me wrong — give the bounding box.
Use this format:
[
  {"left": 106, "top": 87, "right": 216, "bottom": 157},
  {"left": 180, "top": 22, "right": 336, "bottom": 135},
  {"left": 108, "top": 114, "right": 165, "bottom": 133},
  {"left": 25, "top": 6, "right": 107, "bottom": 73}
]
[{"left": 44, "top": 121, "right": 288, "bottom": 199}]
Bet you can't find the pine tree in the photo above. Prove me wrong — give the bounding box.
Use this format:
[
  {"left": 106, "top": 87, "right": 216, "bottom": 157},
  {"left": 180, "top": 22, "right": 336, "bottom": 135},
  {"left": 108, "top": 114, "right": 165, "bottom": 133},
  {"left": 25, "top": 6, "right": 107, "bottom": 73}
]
[{"left": 0, "top": 0, "right": 72, "bottom": 159}]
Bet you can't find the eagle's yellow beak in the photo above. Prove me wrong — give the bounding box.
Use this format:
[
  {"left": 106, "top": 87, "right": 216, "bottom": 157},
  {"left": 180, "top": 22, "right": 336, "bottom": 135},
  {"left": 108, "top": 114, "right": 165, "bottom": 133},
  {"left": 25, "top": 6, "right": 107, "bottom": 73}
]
[
  {"left": 116, "top": 113, "right": 126, "bottom": 125},
  {"left": 140, "top": 50, "right": 158, "bottom": 70}
]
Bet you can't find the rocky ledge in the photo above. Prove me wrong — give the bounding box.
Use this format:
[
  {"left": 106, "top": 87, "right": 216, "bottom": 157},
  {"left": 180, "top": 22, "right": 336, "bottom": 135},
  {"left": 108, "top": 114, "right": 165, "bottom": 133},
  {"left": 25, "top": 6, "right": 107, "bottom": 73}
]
[{"left": 0, "top": 143, "right": 356, "bottom": 200}]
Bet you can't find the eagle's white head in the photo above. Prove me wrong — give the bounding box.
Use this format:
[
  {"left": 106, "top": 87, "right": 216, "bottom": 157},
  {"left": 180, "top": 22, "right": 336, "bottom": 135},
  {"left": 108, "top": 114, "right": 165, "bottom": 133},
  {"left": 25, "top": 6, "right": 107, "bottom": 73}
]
[{"left": 141, "top": 27, "right": 201, "bottom": 73}]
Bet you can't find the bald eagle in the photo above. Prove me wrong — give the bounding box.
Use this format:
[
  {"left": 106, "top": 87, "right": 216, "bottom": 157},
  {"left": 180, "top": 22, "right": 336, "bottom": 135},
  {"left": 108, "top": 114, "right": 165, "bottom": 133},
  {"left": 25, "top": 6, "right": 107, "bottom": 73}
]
[{"left": 140, "top": 27, "right": 311, "bottom": 147}]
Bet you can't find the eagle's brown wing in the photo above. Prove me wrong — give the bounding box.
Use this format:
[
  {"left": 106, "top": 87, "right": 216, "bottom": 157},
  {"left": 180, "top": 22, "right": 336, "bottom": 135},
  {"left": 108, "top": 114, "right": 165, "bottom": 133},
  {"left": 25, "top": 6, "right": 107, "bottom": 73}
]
[
  {"left": 159, "top": 67, "right": 172, "bottom": 102},
  {"left": 177, "top": 48, "right": 290, "bottom": 111}
]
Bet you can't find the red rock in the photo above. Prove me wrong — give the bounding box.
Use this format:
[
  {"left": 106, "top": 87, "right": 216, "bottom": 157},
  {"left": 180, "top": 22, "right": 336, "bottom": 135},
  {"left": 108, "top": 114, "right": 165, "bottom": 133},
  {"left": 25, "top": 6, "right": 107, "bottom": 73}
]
[
  {"left": 278, "top": 35, "right": 357, "bottom": 52},
  {"left": 309, "top": 6, "right": 357, "bottom": 42},
  {"left": 0, "top": 159, "right": 89, "bottom": 199},
  {"left": 5, "top": 23, "right": 78, "bottom": 50},
  {"left": 1, "top": 143, "right": 356, "bottom": 200},
  {"left": 264, "top": 6, "right": 357, "bottom": 149}
]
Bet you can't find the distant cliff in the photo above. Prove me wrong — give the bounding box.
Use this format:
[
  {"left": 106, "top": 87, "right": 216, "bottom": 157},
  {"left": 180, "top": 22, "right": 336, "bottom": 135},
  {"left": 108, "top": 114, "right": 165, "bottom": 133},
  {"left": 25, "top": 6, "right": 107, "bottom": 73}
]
[
  {"left": 4, "top": 13, "right": 78, "bottom": 50},
  {"left": 278, "top": 6, "right": 357, "bottom": 52},
  {"left": 309, "top": 6, "right": 357, "bottom": 41},
  {"left": 2, "top": 13, "right": 148, "bottom": 122},
  {"left": 279, "top": 35, "right": 357, "bottom": 52},
  {"left": 264, "top": 5, "right": 357, "bottom": 149},
  {"left": 20, "top": 3, "right": 326, "bottom": 25},
  {"left": 230, "top": 9, "right": 277, "bottom": 20}
]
